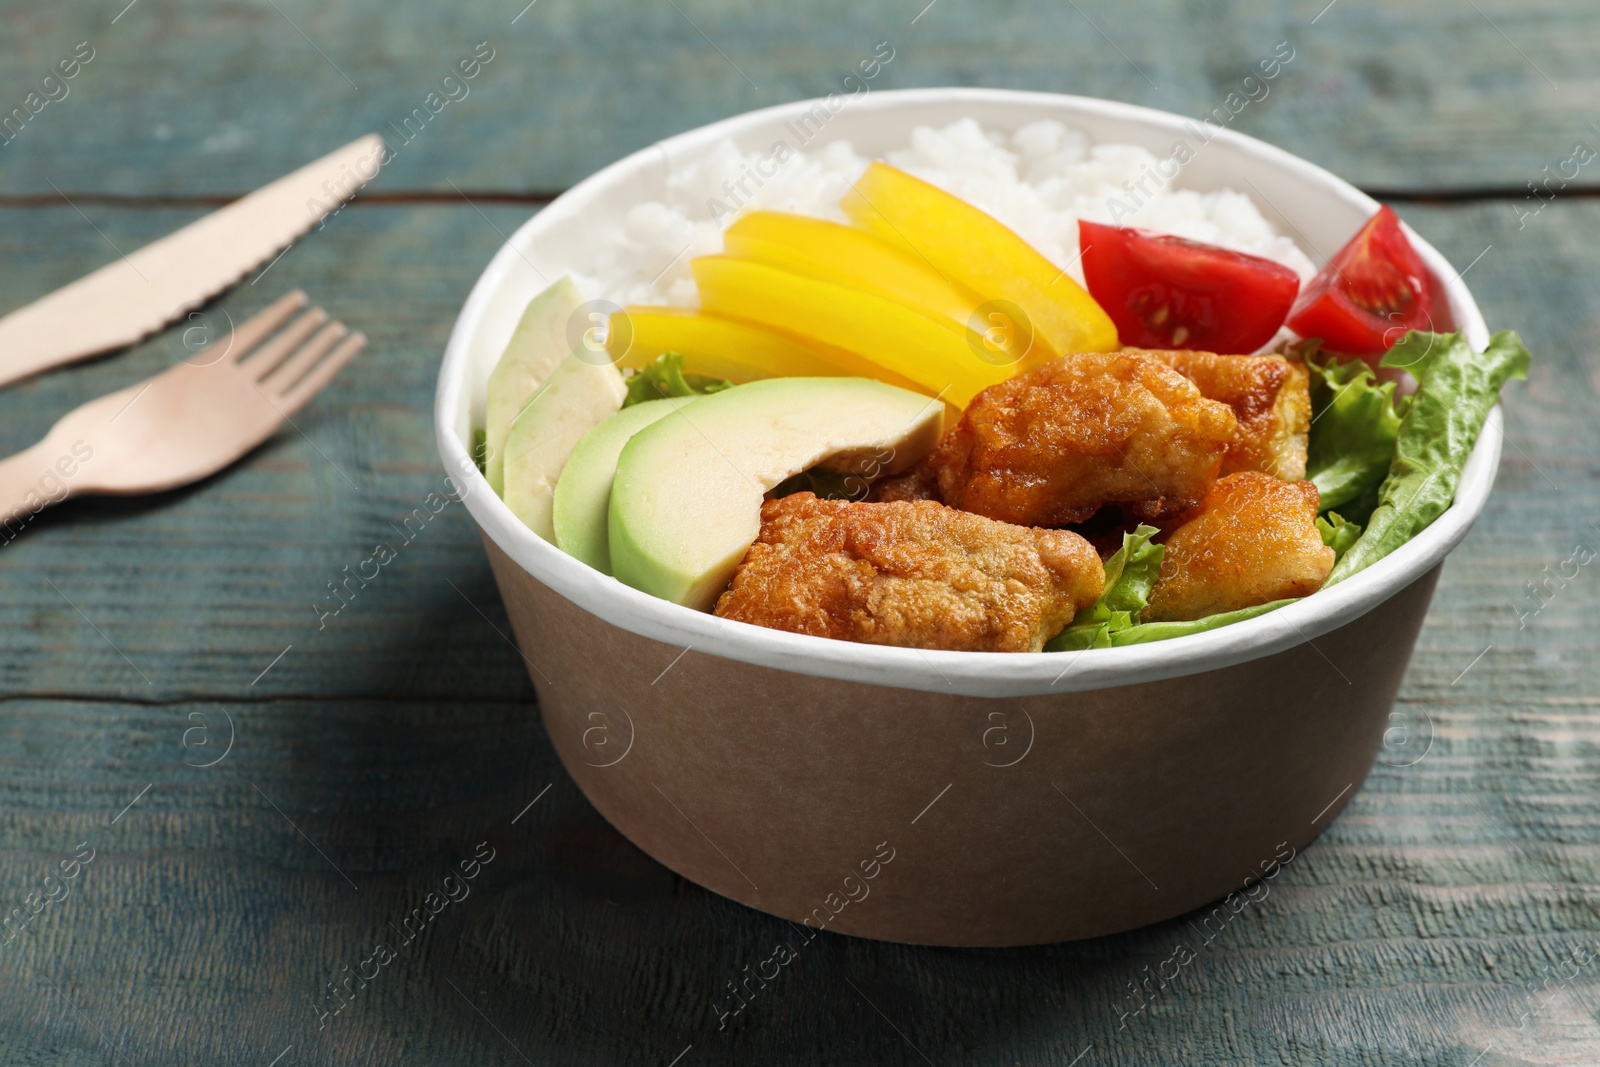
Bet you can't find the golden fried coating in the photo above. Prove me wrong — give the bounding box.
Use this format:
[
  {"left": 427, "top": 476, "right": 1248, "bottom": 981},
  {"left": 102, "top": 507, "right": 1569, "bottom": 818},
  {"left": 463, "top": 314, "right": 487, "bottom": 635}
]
[
  {"left": 1144, "top": 471, "right": 1334, "bottom": 623},
  {"left": 866, "top": 464, "right": 941, "bottom": 503},
  {"left": 714, "top": 493, "right": 1105, "bottom": 652},
  {"left": 1129, "top": 348, "right": 1310, "bottom": 480},
  {"left": 931, "top": 351, "right": 1238, "bottom": 526}
]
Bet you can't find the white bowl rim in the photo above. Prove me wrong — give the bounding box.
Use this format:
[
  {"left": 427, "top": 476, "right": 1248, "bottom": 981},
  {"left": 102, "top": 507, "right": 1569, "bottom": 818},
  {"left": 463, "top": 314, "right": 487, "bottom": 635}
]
[{"left": 435, "top": 87, "right": 1500, "bottom": 699}]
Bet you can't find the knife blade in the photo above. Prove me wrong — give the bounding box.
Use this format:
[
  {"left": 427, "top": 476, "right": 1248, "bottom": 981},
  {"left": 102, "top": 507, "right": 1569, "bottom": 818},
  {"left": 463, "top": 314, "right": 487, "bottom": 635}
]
[{"left": 0, "top": 133, "right": 384, "bottom": 388}]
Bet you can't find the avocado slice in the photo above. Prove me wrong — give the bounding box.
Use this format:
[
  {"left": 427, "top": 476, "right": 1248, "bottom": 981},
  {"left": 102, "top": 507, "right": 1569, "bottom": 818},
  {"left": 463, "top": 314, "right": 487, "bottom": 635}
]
[
  {"left": 502, "top": 353, "right": 627, "bottom": 541},
  {"left": 553, "top": 395, "right": 699, "bottom": 574},
  {"left": 608, "top": 377, "right": 944, "bottom": 610},
  {"left": 485, "top": 276, "right": 586, "bottom": 495}
]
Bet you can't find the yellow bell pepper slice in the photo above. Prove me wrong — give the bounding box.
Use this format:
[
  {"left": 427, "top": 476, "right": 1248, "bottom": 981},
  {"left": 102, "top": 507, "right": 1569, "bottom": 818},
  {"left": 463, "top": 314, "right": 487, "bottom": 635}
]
[
  {"left": 610, "top": 306, "right": 842, "bottom": 379},
  {"left": 842, "top": 161, "right": 1119, "bottom": 356},
  {"left": 608, "top": 305, "right": 923, "bottom": 393},
  {"left": 721, "top": 211, "right": 1046, "bottom": 367},
  {"left": 691, "top": 255, "right": 1012, "bottom": 407}
]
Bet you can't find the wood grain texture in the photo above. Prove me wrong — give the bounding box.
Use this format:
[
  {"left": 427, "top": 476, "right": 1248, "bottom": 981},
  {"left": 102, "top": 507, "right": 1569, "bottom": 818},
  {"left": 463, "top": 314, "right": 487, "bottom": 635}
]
[
  {"left": 0, "top": 203, "right": 536, "bottom": 705},
  {"left": 0, "top": 196, "right": 1594, "bottom": 1065},
  {"left": 0, "top": 0, "right": 1593, "bottom": 197},
  {"left": 0, "top": 198, "right": 1586, "bottom": 706},
  {"left": 0, "top": 3, "right": 1598, "bottom": 1057}
]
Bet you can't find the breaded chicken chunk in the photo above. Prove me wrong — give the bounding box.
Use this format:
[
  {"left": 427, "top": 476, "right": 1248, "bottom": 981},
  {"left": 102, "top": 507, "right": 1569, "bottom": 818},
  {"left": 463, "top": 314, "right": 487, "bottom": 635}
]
[
  {"left": 931, "top": 351, "right": 1238, "bottom": 526},
  {"left": 1145, "top": 471, "right": 1334, "bottom": 623},
  {"left": 714, "top": 493, "right": 1105, "bottom": 653},
  {"left": 866, "top": 464, "right": 941, "bottom": 503},
  {"left": 1129, "top": 348, "right": 1311, "bottom": 480}
]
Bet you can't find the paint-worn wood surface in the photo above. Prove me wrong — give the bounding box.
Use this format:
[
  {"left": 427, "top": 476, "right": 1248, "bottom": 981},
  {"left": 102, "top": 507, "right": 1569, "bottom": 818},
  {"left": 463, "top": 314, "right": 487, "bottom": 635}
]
[
  {"left": 0, "top": 0, "right": 1593, "bottom": 199},
  {"left": 0, "top": 1, "right": 1596, "bottom": 1064}
]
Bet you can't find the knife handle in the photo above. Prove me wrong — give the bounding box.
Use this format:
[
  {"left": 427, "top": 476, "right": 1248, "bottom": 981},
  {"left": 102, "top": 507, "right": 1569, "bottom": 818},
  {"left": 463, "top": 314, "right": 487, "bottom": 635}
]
[{"left": 0, "top": 437, "right": 74, "bottom": 533}]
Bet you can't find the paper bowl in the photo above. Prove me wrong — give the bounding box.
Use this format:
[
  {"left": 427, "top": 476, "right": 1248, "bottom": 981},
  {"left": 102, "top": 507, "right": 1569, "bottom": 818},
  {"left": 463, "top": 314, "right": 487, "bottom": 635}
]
[{"left": 435, "top": 89, "right": 1498, "bottom": 946}]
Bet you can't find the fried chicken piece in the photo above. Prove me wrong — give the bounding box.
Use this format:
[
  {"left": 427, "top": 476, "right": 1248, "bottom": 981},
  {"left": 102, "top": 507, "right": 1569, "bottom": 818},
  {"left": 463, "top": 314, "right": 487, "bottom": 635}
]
[
  {"left": 1144, "top": 472, "right": 1334, "bottom": 623},
  {"left": 1129, "top": 348, "right": 1310, "bottom": 480},
  {"left": 867, "top": 463, "right": 941, "bottom": 503},
  {"left": 713, "top": 493, "right": 1104, "bottom": 653},
  {"left": 931, "top": 351, "right": 1238, "bottom": 526}
]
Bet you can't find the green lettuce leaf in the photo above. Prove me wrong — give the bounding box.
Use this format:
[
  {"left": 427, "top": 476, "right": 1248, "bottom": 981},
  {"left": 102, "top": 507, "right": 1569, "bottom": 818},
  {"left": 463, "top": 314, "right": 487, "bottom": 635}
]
[
  {"left": 767, "top": 468, "right": 871, "bottom": 501},
  {"left": 1108, "top": 599, "right": 1294, "bottom": 645},
  {"left": 470, "top": 428, "right": 489, "bottom": 474},
  {"left": 1317, "top": 511, "right": 1362, "bottom": 562},
  {"left": 622, "top": 352, "right": 734, "bottom": 408},
  {"left": 1327, "top": 330, "right": 1531, "bottom": 583},
  {"left": 1044, "top": 525, "right": 1163, "bottom": 651},
  {"left": 1305, "top": 351, "right": 1405, "bottom": 520}
]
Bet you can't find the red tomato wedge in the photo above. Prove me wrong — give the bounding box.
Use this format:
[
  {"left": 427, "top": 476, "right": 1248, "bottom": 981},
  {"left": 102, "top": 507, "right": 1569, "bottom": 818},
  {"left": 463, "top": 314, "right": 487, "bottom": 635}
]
[
  {"left": 1079, "top": 220, "right": 1300, "bottom": 353},
  {"left": 1285, "top": 205, "right": 1437, "bottom": 357}
]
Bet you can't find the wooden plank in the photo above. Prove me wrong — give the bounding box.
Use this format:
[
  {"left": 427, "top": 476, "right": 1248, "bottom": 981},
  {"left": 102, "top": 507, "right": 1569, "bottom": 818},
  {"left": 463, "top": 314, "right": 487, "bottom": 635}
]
[
  {"left": 3, "top": 675, "right": 1600, "bottom": 1066},
  {"left": 0, "top": 192, "right": 1596, "bottom": 1059},
  {"left": 0, "top": 197, "right": 1585, "bottom": 705},
  {"left": 0, "top": 201, "right": 537, "bottom": 704},
  {"left": 0, "top": 0, "right": 1592, "bottom": 198}
]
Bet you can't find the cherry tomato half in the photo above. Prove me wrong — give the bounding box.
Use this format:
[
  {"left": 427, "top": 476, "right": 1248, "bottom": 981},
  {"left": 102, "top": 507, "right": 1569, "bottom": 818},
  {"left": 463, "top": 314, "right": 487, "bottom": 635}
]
[
  {"left": 1079, "top": 220, "right": 1301, "bottom": 353},
  {"left": 1285, "top": 205, "right": 1437, "bottom": 357}
]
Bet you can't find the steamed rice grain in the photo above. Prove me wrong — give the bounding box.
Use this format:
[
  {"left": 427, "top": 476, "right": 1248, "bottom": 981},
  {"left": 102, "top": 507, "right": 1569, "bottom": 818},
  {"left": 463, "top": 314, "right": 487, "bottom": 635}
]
[{"left": 577, "top": 118, "right": 1317, "bottom": 317}]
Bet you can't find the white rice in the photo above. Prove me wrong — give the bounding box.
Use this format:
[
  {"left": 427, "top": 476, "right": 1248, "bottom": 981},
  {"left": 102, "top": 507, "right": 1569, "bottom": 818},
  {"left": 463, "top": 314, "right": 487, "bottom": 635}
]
[{"left": 576, "top": 117, "right": 1317, "bottom": 311}]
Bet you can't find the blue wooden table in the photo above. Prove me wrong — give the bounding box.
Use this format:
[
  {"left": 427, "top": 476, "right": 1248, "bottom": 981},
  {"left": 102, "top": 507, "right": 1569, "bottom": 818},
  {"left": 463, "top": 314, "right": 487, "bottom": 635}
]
[{"left": 0, "top": 2, "right": 1596, "bottom": 1064}]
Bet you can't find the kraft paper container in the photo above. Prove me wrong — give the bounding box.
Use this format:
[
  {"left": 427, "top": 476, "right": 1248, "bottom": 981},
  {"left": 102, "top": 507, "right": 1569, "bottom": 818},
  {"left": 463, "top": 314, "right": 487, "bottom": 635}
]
[{"left": 435, "top": 90, "right": 1502, "bottom": 947}]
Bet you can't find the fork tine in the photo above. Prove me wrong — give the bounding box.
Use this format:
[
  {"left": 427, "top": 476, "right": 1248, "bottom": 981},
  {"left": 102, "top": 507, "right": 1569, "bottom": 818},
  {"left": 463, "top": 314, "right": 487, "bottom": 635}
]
[
  {"left": 212, "top": 290, "right": 309, "bottom": 364},
  {"left": 276, "top": 332, "right": 366, "bottom": 414},
  {"left": 262, "top": 321, "right": 348, "bottom": 392},
  {"left": 238, "top": 308, "right": 328, "bottom": 379}
]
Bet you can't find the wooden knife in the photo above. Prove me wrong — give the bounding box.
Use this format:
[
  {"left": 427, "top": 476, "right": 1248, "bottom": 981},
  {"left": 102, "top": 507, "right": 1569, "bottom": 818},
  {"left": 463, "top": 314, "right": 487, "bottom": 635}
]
[{"left": 0, "top": 133, "right": 384, "bottom": 389}]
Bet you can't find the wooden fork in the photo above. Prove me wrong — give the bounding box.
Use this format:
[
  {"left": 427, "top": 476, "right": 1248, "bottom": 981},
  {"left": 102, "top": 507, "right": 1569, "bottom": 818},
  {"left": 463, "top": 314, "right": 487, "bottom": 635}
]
[{"left": 0, "top": 291, "right": 364, "bottom": 529}]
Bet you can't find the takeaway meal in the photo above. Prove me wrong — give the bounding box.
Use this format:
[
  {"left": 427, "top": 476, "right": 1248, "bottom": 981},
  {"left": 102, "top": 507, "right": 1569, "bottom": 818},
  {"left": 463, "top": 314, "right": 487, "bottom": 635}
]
[{"left": 479, "top": 120, "right": 1530, "bottom": 653}]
